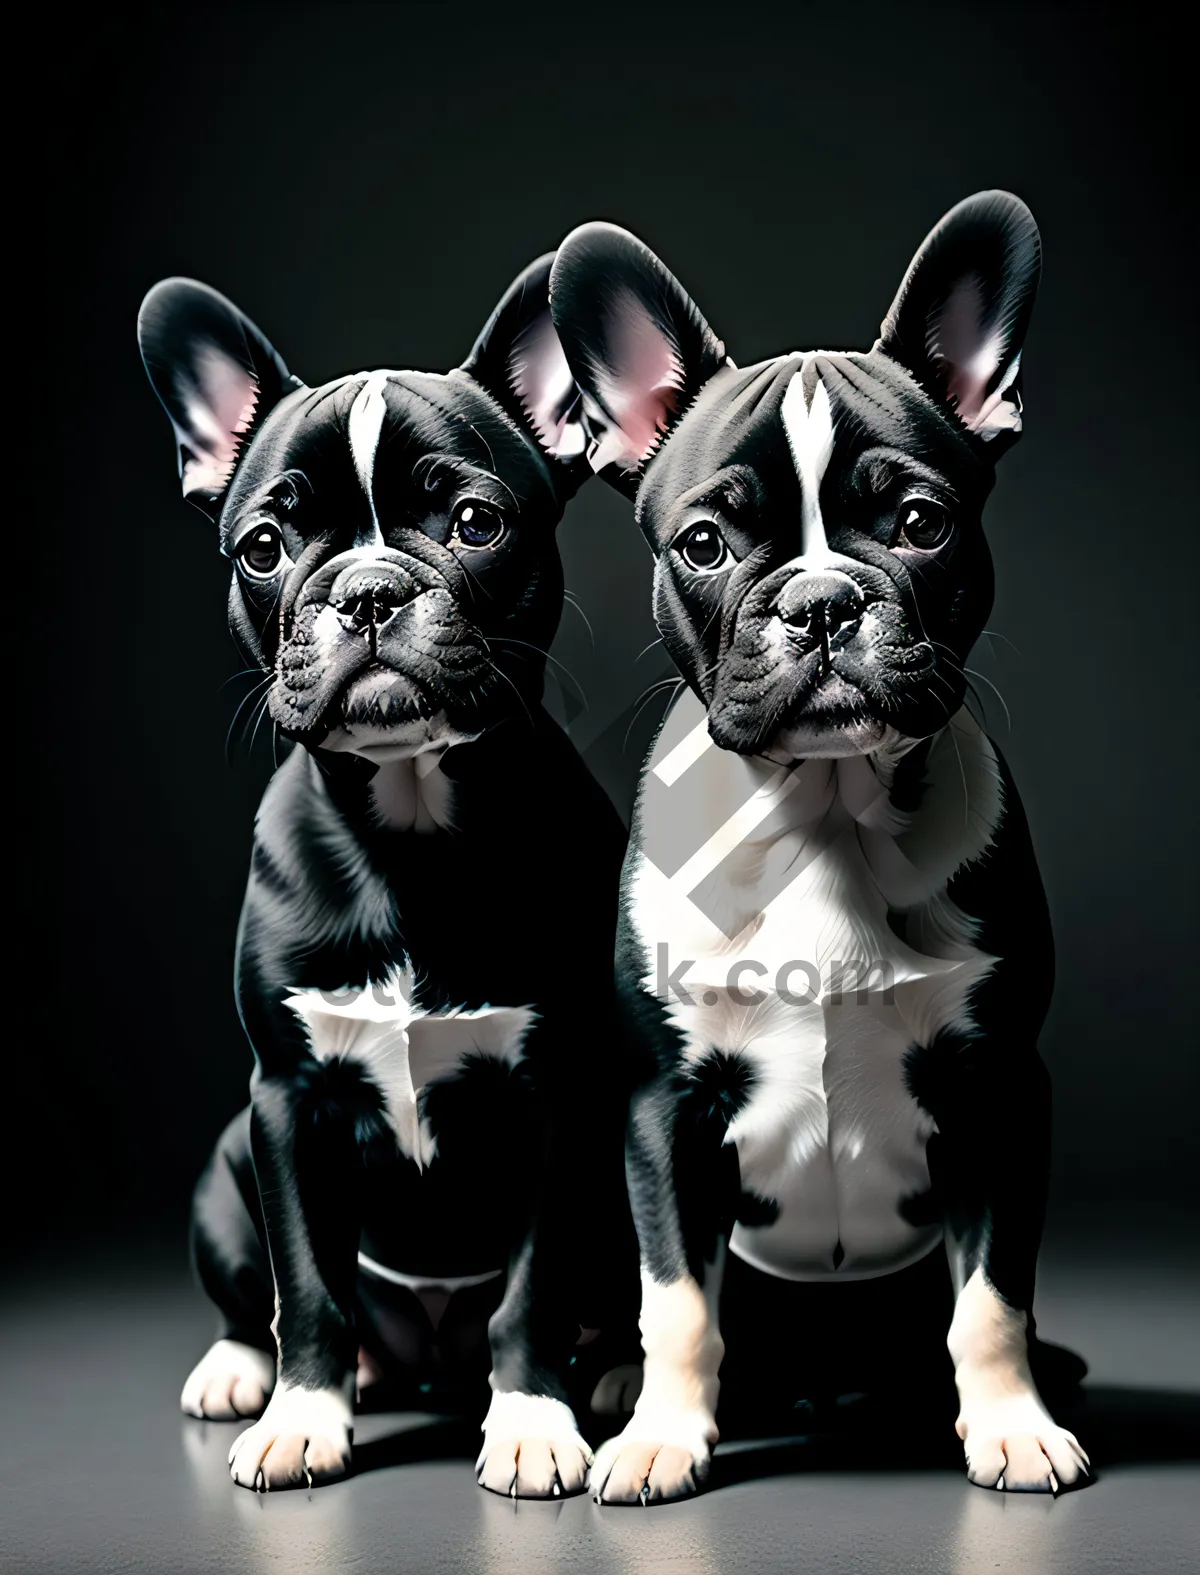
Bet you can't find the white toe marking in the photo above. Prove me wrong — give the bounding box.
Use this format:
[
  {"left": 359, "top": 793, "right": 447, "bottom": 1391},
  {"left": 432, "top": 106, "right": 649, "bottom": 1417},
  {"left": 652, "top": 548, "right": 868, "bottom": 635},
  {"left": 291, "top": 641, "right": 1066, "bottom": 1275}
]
[
  {"left": 949, "top": 1266, "right": 1087, "bottom": 1491},
  {"left": 228, "top": 1379, "right": 353, "bottom": 1484},
  {"left": 180, "top": 1338, "right": 275, "bottom": 1417},
  {"left": 592, "top": 1264, "right": 723, "bottom": 1490},
  {"left": 477, "top": 1391, "right": 591, "bottom": 1467},
  {"left": 625, "top": 1268, "right": 722, "bottom": 1457}
]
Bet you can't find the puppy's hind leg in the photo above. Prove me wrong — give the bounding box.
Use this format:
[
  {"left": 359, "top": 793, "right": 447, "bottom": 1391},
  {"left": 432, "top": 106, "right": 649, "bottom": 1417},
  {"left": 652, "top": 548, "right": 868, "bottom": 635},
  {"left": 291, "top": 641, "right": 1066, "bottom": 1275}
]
[
  {"left": 934, "top": 1046, "right": 1090, "bottom": 1493},
  {"left": 181, "top": 1106, "right": 277, "bottom": 1421}
]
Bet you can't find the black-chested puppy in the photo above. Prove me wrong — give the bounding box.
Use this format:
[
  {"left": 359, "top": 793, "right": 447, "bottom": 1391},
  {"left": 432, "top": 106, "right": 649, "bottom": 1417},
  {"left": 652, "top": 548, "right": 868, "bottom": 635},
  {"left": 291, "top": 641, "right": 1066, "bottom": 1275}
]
[
  {"left": 138, "top": 256, "right": 631, "bottom": 1497},
  {"left": 549, "top": 194, "right": 1089, "bottom": 1503}
]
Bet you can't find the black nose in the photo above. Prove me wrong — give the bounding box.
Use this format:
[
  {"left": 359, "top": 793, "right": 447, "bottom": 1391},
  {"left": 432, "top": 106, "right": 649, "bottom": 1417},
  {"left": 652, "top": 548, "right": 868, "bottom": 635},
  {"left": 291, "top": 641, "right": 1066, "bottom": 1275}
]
[
  {"left": 333, "top": 585, "right": 404, "bottom": 635},
  {"left": 777, "top": 573, "right": 863, "bottom": 666}
]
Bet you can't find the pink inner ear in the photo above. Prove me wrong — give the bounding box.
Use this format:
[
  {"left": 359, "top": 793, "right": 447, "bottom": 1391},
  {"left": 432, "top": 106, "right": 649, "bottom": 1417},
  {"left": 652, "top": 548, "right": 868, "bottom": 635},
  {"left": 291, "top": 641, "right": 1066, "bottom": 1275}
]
[
  {"left": 176, "top": 343, "right": 260, "bottom": 498},
  {"left": 508, "top": 315, "right": 585, "bottom": 460},
  {"left": 592, "top": 289, "right": 686, "bottom": 467},
  {"left": 932, "top": 275, "right": 1006, "bottom": 429}
]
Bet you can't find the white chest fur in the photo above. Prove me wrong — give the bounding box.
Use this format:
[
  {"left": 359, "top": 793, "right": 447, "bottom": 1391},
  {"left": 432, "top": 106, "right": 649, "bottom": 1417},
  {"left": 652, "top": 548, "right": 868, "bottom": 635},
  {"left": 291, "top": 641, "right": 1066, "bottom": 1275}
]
[
  {"left": 630, "top": 692, "right": 1004, "bottom": 1279},
  {"left": 285, "top": 966, "right": 534, "bottom": 1168}
]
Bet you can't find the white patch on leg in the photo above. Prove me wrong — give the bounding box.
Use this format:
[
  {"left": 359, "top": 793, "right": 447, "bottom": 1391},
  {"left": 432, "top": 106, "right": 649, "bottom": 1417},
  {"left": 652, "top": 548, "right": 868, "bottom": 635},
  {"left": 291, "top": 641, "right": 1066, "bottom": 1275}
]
[
  {"left": 228, "top": 1377, "right": 354, "bottom": 1491},
  {"left": 476, "top": 1391, "right": 593, "bottom": 1499},
  {"left": 589, "top": 1262, "right": 723, "bottom": 1504},
  {"left": 949, "top": 1266, "right": 1089, "bottom": 1492},
  {"left": 284, "top": 966, "right": 535, "bottom": 1165},
  {"left": 180, "top": 1338, "right": 276, "bottom": 1420}
]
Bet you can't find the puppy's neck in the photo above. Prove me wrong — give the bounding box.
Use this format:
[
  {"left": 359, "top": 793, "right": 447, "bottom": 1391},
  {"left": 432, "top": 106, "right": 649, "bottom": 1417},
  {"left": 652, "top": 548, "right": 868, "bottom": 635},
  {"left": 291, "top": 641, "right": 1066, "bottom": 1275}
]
[
  {"left": 367, "top": 750, "right": 456, "bottom": 833},
  {"left": 311, "top": 709, "right": 548, "bottom": 834},
  {"left": 316, "top": 714, "right": 483, "bottom": 833}
]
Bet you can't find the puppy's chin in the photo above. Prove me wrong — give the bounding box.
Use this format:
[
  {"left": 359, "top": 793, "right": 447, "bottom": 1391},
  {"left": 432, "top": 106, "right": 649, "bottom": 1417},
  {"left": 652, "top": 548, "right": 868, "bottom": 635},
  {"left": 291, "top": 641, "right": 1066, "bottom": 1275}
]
[
  {"left": 320, "top": 670, "right": 482, "bottom": 763},
  {"left": 763, "top": 715, "right": 888, "bottom": 762},
  {"left": 710, "top": 669, "right": 886, "bottom": 761},
  {"left": 319, "top": 719, "right": 481, "bottom": 763}
]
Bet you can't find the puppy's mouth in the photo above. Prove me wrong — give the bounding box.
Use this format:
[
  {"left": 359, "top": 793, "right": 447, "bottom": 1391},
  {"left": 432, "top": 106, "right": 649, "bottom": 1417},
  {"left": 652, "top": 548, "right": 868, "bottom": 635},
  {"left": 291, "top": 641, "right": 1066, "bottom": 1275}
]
[
  {"left": 710, "top": 660, "right": 886, "bottom": 760},
  {"left": 269, "top": 591, "right": 498, "bottom": 751},
  {"left": 339, "top": 666, "right": 445, "bottom": 729},
  {"left": 318, "top": 667, "right": 484, "bottom": 761},
  {"left": 706, "top": 605, "right": 939, "bottom": 760},
  {"left": 761, "top": 676, "right": 888, "bottom": 761}
]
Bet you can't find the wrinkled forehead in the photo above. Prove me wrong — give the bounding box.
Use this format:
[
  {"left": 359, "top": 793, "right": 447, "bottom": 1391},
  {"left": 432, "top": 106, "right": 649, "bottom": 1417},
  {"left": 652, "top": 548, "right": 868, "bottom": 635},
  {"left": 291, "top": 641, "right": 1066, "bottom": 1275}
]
[
  {"left": 220, "top": 369, "right": 554, "bottom": 544},
  {"left": 641, "top": 350, "right": 987, "bottom": 529}
]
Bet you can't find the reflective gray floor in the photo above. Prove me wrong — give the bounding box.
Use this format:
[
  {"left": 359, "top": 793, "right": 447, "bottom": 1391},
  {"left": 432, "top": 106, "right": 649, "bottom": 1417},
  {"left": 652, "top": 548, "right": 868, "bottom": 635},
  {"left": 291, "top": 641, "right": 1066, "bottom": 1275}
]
[{"left": 4, "top": 1226, "right": 1197, "bottom": 1575}]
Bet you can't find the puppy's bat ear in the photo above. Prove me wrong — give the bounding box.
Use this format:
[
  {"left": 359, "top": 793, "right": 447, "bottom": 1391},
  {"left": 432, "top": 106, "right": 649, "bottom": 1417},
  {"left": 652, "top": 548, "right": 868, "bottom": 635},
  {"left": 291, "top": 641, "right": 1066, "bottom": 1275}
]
[
  {"left": 138, "top": 279, "right": 304, "bottom": 518},
  {"left": 549, "top": 224, "right": 727, "bottom": 497},
  {"left": 460, "top": 253, "right": 590, "bottom": 499},
  {"left": 875, "top": 191, "right": 1041, "bottom": 454}
]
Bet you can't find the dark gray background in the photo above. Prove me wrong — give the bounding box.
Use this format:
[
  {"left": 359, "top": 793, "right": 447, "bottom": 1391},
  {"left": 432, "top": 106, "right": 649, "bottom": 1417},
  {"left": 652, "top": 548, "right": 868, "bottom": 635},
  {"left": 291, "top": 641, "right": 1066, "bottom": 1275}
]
[
  {"left": 12, "top": 7, "right": 1197, "bottom": 1574},
  {"left": 21, "top": 3, "right": 1194, "bottom": 1248}
]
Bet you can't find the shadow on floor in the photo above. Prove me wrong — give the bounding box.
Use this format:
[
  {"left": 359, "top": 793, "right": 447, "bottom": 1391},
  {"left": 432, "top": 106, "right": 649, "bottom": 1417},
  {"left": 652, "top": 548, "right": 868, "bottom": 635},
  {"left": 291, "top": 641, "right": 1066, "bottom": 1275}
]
[
  {"left": 345, "top": 1381, "right": 1200, "bottom": 1493},
  {"left": 712, "top": 1383, "right": 1200, "bottom": 1495},
  {"left": 353, "top": 1416, "right": 481, "bottom": 1476}
]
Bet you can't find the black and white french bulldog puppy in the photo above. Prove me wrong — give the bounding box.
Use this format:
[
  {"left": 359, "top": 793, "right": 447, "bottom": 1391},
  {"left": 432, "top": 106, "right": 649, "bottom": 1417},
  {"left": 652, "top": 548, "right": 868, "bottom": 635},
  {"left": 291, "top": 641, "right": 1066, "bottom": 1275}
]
[
  {"left": 138, "top": 256, "right": 632, "bottom": 1497},
  {"left": 549, "top": 193, "right": 1090, "bottom": 1503}
]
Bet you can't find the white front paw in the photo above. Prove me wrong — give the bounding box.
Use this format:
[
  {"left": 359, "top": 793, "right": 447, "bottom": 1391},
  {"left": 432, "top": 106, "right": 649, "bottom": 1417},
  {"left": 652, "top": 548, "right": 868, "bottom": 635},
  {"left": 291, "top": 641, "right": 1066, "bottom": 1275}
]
[
  {"left": 589, "top": 1405, "right": 716, "bottom": 1505},
  {"left": 181, "top": 1338, "right": 276, "bottom": 1420},
  {"left": 957, "top": 1391, "right": 1089, "bottom": 1493},
  {"left": 228, "top": 1380, "right": 353, "bottom": 1491},
  {"left": 476, "top": 1392, "right": 593, "bottom": 1499}
]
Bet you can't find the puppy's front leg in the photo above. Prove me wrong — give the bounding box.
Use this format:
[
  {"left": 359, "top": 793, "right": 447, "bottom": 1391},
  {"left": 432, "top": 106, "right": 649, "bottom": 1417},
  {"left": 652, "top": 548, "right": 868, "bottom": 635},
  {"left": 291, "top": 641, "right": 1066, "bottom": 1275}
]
[
  {"left": 476, "top": 1224, "right": 596, "bottom": 1500},
  {"left": 227, "top": 1071, "right": 361, "bottom": 1491},
  {"left": 936, "top": 1045, "right": 1089, "bottom": 1493},
  {"left": 590, "top": 1076, "right": 729, "bottom": 1506}
]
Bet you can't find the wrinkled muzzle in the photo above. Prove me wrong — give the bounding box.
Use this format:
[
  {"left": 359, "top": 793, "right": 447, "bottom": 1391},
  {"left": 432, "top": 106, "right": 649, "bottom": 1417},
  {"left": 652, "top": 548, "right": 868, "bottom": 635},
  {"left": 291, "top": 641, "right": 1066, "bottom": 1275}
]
[
  {"left": 269, "top": 543, "right": 495, "bottom": 745},
  {"left": 707, "top": 555, "right": 937, "bottom": 756}
]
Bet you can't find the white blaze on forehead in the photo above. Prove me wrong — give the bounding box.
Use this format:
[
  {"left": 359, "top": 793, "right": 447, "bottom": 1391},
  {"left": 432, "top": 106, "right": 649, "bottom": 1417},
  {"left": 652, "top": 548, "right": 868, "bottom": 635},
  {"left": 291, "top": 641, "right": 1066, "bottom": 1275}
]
[
  {"left": 780, "top": 364, "right": 835, "bottom": 559},
  {"left": 347, "top": 370, "right": 391, "bottom": 545}
]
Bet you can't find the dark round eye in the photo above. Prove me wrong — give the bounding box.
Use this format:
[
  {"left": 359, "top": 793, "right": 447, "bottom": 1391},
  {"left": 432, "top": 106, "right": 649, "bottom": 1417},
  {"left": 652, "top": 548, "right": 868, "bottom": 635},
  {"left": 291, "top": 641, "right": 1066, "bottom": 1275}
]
[
  {"left": 238, "top": 524, "right": 285, "bottom": 579},
  {"left": 677, "top": 522, "right": 729, "bottom": 573},
  {"left": 451, "top": 501, "right": 506, "bottom": 550},
  {"left": 897, "top": 497, "right": 954, "bottom": 551}
]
